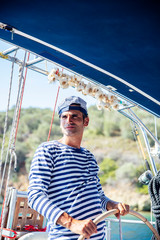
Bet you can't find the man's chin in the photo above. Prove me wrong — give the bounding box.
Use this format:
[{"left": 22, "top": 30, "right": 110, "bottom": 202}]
[{"left": 65, "top": 131, "right": 76, "bottom": 136}]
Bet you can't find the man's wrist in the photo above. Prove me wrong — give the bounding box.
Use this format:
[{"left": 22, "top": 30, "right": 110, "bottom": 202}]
[
  {"left": 56, "top": 212, "right": 73, "bottom": 229},
  {"left": 106, "top": 200, "right": 119, "bottom": 210},
  {"left": 63, "top": 216, "right": 73, "bottom": 229}
]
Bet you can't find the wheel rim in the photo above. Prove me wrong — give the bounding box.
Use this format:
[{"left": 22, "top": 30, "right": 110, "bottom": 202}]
[{"left": 78, "top": 209, "right": 160, "bottom": 240}]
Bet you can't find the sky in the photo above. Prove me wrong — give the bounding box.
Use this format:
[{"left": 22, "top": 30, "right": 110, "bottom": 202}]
[{"left": 0, "top": 40, "right": 96, "bottom": 112}]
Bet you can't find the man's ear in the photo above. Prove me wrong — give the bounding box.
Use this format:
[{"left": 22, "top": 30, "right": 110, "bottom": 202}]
[{"left": 84, "top": 117, "right": 89, "bottom": 127}]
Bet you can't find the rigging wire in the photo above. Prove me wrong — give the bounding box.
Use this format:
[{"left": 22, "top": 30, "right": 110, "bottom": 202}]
[
  {"left": 129, "top": 113, "right": 154, "bottom": 226},
  {"left": 128, "top": 111, "right": 151, "bottom": 171},
  {"left": 47, "top": 85, "right": 60, "bottom": 141},
  {"left": 47, "top": 67, "right": 62, "bottom": 141},
  {"left": 14, "top": 52, "right": 30, "bottom": 144},
  {"left": 134, "top": 126, "right": 151, "bottom": 171},
  {"left": 0, "top": 55, "right": 26, "bottom": 196},
  {"left": 0, "top": 51, "right": 27, "bottom": 240},
  {"left": 129, "top": 119, "right": 146, "bottom": 169},
  {"left": 0, "top": 50, "right": 17, "bottom": 183}
]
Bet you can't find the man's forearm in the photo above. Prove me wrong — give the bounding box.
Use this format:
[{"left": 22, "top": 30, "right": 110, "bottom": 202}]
[{"left": 56, "top": 212, "right": 97, "bottom": 239}]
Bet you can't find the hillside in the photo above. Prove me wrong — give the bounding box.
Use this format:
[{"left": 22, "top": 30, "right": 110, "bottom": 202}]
[{"left": 0, "top": 105, "right": 160, "bottom": 210}]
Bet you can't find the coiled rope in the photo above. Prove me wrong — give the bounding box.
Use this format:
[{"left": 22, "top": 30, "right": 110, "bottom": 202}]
[{"left": 149, "top": 171, "right": 160, "bottom": 239}]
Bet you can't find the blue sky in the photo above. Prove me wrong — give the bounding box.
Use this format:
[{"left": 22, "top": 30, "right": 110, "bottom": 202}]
[{"left": 0, "top": 40, "right": 96, "bottom": 112}]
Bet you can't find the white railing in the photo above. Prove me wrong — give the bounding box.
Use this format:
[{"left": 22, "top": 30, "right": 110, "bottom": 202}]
[{"left": 105, "top": 218, "right": 155, "bottom": 240}]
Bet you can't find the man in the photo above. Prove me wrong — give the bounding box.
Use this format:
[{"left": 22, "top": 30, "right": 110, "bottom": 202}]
[{"left": 28, "top": 96, "right": 129, "bottom": 240}]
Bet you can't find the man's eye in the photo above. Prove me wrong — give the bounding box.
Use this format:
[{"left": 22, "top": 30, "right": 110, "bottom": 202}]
[
  {"left": 72, "top": 115, "right": 78, "bottom": 118},
  {"left": 62, "top": 115, "right": 67, "bottom": 119}
]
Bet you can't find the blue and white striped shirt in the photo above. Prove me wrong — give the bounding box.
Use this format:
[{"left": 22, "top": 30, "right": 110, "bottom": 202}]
[{"left": 28, "top": 140, "right": 110, "bottom": 239}]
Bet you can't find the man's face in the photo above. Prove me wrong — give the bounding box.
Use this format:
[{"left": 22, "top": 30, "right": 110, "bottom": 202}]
[{"left": 60, "top": 110, "right": 89, "bottom": 137}]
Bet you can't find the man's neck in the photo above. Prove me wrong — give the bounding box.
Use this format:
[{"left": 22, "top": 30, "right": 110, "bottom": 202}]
[{"left": 58, "top": 135, "right": 82, "bottom": 149}]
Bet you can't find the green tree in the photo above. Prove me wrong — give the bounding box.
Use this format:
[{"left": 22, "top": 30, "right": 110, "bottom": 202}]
[
  {"left": 116, "top": 162, "right": 136, "bottom": 181},
  {"left": 99, "top": 158, "right": 118, "bottom": 185},
  {"left": 103, "top": 110, "right": 121, "bottom": 137},
  {"left": 85, "top": 105, "right": 105, "bottom": 136},
  {"left": 15, "top": 141, "right": 30, "bottom": 172}
]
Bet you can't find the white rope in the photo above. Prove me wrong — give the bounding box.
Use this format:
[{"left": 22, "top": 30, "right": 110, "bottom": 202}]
[
  {"left": 0, "top": 52, "right": 27, "bottom": 240},
  {"left": 0, "top": 50, "right": 17, "bottom": 183},
  {"left": 0, "top": 62, "right": 24, "bottom": 195},
  {"left": 11, "top": 64, "right": 24, "bottom": 145}
]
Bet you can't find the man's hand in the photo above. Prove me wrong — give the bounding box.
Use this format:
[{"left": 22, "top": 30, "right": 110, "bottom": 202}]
[
  {"left": 70, "top": 218, "right": 97, "bottom": 239},
  {"left": 106, "top": 200, "right": 130, "bottom": 219},
  {"left": 56, "top": 212, "right": 97, "bottom": 239}
]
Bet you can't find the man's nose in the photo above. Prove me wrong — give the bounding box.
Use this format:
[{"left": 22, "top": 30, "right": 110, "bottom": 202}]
[{"left": 67, "top": 115, "right": 73, "bottom": 123}]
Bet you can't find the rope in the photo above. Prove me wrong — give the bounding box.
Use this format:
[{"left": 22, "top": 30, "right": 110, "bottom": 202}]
[
  {"left": 129, "top": 119, "right": 146, "bottom": 169},
  {"left": 134, "top": 126, "right": 151, "bottom": 171},
  {"left": 24, "top": 225, "right": 46, "bottom": 232},
  {"left": 47, "top": 85, "right": 60, "bottom": 141},
  {"left": 14, "top": 52, "right": 30, "bottom": 143},
  {"left": 0, "top": 52, "right": 27, "bottom": 240},
  {"left": 148, "top": 171, "right": 160, "bottom": 239},
  {"left": 129, "top": 118, "right": 151, "bottom": 171},
  {"left": 11, "top": 62, "right": 25, "bottom": 144},
  {"left": 0, "top": 56, "right": 26, "bottom": 196},
  {"left": 0, "top": 50, "right": 17, "bottom": 183}
]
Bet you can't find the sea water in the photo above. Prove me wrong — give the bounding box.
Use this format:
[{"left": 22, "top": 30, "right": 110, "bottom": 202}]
[
  {"left": 0, "top": 206, "right": 155, "bottom": 239},
  {"left": 108, "top": 212, "right": 155, "bottom": 240}
]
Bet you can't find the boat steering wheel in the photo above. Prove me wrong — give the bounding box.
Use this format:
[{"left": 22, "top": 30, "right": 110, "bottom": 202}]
[{"left": 78, "top": 209, "right": 160, "bottom": 240}]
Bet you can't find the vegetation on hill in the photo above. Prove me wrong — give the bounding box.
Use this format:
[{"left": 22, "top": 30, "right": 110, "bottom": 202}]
[{"left": 0, "top": 105, "right": 160, "bottom": 210}]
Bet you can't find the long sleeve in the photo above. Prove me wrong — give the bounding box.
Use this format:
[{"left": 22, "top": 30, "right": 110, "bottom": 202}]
[
  {"left": 86, "top": 149, "right": 111, "bottom": 211},
  {"left": 96, "top": 176, "right": 111, "bottom": 211},
  {"left": 28, "top": 144, "right": 64, "bottom": 225}
]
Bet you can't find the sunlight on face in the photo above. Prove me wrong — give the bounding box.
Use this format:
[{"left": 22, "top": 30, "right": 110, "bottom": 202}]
[{"left": 60, "top": 110, "right": 89, "bottom": 136}]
